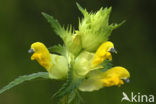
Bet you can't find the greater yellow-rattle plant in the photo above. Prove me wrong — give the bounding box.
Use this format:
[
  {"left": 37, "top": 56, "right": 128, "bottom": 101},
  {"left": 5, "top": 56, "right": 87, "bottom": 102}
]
[{"left": 0, "top": 3, "right": 130, "bottom": 104}]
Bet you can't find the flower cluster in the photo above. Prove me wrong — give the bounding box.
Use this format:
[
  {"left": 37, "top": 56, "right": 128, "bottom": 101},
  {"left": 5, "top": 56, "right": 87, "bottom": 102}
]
[
  {"left": 29, "top": 3, "right": 130, "bottom": 93},
  {"left": 0, "top": 3, "right": 130, "bottom": 104}
]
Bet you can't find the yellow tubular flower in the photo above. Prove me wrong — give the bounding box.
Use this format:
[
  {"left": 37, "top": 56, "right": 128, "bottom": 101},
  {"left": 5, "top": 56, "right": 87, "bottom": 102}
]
[
  {"left": 101, "top": 66, "right": 130, "bottom": 87},
  {"left": 29, "top": 42, "right": 68, "bottom": 79},
  {"left": 30, "top": 42, "right": 52, "bottom": 70},
  {"left": 92, "top": 41, "right": 116, "bottom": 68},
  {"left": 79, "top": 66, "right": 130, "bottom": 92}
]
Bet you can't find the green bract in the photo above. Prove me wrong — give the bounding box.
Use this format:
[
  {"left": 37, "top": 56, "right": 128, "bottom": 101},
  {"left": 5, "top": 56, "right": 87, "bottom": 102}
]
[
  {"left": 76, "top": 3, "right": 124, "bottom": 52},
  {"left": 48, "top": 54, "right": 68, "bottom": 79},
  {"left": 79, "top": 70, "right": 104, "bottom": 92},
  {"left": 73, "top": 51, "right": 94, "bottom": 77}
]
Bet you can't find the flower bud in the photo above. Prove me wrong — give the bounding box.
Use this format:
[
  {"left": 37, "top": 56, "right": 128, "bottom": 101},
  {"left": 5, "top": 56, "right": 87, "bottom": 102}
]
[
  {"left": 77, "top": 6, "right": 112, "bottom": 52},
  {"left": 76, "top": 3, "right": 124, "bottom": 52}
]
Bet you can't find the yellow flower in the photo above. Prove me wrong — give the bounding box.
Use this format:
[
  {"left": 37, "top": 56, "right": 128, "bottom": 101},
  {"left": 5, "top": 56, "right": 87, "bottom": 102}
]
[
  {"left": 29, "top": 42, "right": 68, "bottom": 79},
  {"left": 79, "top": 66, "right": 130, "bottom": 92},
  {"left": 102, "top": 66, "right": 130, "bottom": 87},
  {"left": 30, "top": 42, "right": 52, "bottom": 70},
  {"left": 92, "top": 41, "right": 116, "bottom": 68}
]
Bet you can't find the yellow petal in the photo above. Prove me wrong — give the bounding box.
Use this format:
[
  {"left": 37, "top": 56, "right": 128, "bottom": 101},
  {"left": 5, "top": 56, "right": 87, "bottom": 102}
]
[
  {"left": 102, "top": 76, "right": 124, "bottom": 87},
  {"left": 101, "top": 66, "right": 130, "bottom": 87},
  {"left": 92, "top": 41, "right": 114, "bottom": 67},
  {"left": 30, "top": 42, "right": 52, "bottom": 70}
]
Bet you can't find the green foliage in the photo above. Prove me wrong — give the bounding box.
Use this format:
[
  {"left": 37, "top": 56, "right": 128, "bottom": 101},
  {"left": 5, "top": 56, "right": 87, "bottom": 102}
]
[
  {"left": 42, "top": 12, "right": 73, "bottom": 46},
  {"left": 56, "top": 78, "right": 83, "bottom": 98},
  {"left": 110, "top": 20, "right": 126, "bottom": 30},
  {"left": 42, "top": 12, "right": 65, "bottom": 39},
  {"left": 101, "top": 59, "right": 113, "bottom": 72},
  {"left": 58, "top": 90, "right": 83, "bottom": 104},
  {"left": 53, "top": 64, "right": 83, "bottom": 104},
  {"left": 42, "top": 12, "right": 81, "bottom": 56},
  {"left": 76, "top": 3, "right": 88, "bottom": 16},
  {"left": 48, "top": 44, "right": 66, "bottom": 56},
  {"left": 0, "top": 72, "right": 49, "bottom": 94},
  {"left": 53, "top": 65, "right": 73, "bottom": 98}
]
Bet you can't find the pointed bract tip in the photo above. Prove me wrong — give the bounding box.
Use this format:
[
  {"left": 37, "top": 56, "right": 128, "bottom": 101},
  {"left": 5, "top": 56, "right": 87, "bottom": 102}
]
[
  {"left": 76, "top": 2, "right": 82, "bottom": 9},
  {"left": 41, "top": 12, "right": 46, "bottom": 16},
  {"left": 76, "top": 2, "right": 87, "bottom": 15},
  {"left": 110, "top": 20, "right": 126, "bottom": 30},
  {"left": 108, "top": 6, "right": 112, "bottom": 11}
]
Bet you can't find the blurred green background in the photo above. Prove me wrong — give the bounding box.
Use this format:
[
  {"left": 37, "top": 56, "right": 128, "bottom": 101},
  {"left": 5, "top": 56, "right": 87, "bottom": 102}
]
[{"left": 0, "top": 0, "right": 156, "bottom": 104}]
